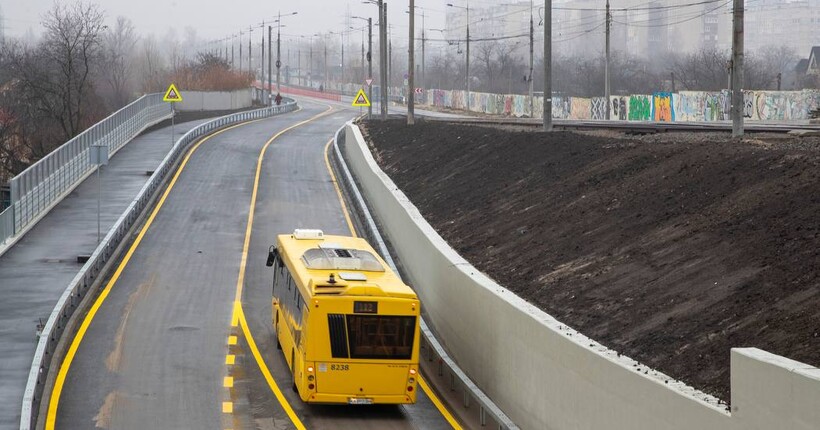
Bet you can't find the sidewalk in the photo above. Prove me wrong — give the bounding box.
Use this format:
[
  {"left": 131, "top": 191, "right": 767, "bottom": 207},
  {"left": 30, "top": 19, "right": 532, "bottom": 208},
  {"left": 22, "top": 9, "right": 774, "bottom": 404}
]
[{"left": 0, "top": 120, "right": 205, "bottom": 430}]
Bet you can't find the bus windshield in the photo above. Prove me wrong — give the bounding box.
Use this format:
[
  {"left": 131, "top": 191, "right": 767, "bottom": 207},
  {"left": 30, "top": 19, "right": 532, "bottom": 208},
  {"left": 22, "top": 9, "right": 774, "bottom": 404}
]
[{"left": 346, "top": 315, "right": 416, "bottom": 360}]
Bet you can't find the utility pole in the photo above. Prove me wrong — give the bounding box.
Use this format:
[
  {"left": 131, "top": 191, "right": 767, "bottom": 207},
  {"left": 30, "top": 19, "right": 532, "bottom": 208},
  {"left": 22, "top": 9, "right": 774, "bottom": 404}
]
[
  {"left": 248, "top": 26, "right": 253, "bottom": 77},
  {"left": 341, "top": 32, "right": 345, "bottom": 85},
  {"left": 422, "top": 11, "right": 426, "bottom": 91},
  {"left": 324, "top": 40, "right": 328, "bottom": 90},
  {"left": 529, "top": 0, "right": 535, "bottom": 117},
  {"left": 277, "top": 17, "right": 282, "bottom": 94},
  {"left": 730, "top": 0, "right": 744, "bottom": 137},
  {"left": 605, "top": 0, "right": 611, "bottom": 120},
  {"left": 368, "top": 18, "right": 373, "bottom": 119},
  {"left": 381, "top": 2, "right": 389, "bottom": 119},
  {"left": 269, "top": 26, "right": 273, "bottom": 103},
  {"left": 544, "top": 0, "right": 553, "bottom": 131},
  {"left": 261, "top": 28, "right": 265, "bottom": 94},
  {"left": 239, "top": 32, "right": 243, "bottom": 73},
  {"left": 466, "top": 4, "right": 470, "bottom": 112},
  {"left": 231, "top": 43, "right": 235, "bottom": 68},
  {"left": 408, "top": 0, "right": 415, "bottom": 125}
]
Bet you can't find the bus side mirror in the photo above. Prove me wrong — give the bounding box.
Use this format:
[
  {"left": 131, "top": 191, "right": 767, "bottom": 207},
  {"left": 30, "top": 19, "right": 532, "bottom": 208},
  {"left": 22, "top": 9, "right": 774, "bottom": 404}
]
[{"left": 266, "top": 246, "right": 277, "bottom": 267}]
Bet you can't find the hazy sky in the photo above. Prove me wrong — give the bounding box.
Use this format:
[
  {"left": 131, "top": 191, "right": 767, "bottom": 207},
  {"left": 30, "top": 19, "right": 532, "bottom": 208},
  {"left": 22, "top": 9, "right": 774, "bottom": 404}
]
[{"left": 0, "top": 0, "right": 455, "bottom": 42}]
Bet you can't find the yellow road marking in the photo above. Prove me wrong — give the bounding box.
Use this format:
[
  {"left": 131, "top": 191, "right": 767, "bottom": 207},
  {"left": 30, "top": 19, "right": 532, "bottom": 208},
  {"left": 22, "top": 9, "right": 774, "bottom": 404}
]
[
  {"left": 323, "top": 139, "right": 357, "bottom": 237},
  {"left": 228, "top": 335, "right": 237, "bottom": 345},
  {"left": 232, "top": 106, "right": 336, "bottom": 304},
  {"left": 227, "top": 103, "right": 334, "bottom": 429},
  {"left": 225, "top": 355, "right": 235, "bottom": 365},
  {"left": 45, "top": 116, "right": 275, "bottom": 430},
  {"left": 322, "top": 133, "right": 464, "bottom": 430},
  {"left": 222, "top": 402, "right": 233, "bottom": 413},
  {"left": 419, "top": 376, "right": 464, "bottom": 430},
  {"left": 224, "top": 377, "right": 234, "bottom": 388},
  {"left": 237, "top": 305, "right": 307, "bottom": 430}
]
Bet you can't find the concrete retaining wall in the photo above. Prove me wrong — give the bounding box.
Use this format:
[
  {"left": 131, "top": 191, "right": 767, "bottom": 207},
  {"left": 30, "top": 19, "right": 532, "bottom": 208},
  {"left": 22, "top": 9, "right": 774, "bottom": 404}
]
[
  {"left": 176, "top": 89, "right": 253, "bottom": 111},
  {"left": 342, "top": 122, "right": 820, "bottom": 430}
]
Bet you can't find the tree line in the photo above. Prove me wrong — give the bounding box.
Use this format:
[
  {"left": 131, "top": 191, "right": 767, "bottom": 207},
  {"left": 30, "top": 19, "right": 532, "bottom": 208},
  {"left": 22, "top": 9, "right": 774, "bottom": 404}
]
[{"left": 0, "top": 2, "right": 249, "bottom": 183}]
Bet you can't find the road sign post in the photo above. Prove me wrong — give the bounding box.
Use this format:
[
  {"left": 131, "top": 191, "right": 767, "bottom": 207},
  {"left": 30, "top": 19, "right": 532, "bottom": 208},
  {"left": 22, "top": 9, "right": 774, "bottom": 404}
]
[
  {"left": 163, "top": 84, "right": 183, "bottom": 146},
  {"left": 89, "top": 145, "right": 109, "bottom": 244},
  {"left": 352, "top": 89, "right": 371, "bottom": 108}
]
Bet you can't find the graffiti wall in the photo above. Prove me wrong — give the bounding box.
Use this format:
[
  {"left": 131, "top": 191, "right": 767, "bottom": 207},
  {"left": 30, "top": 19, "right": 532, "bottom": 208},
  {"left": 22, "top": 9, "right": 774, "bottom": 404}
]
[
  {"left": 421, "top": 87, "right": 820, "bottom": 122},
  {"left": 652, "top": 92, "right": 674, "bottom": 122},
  {"left": 611, "top": 97, "right": 628, "bottom": 120},
  {"left": 628, "top": 95, "right": 652, "bottom": 121}
]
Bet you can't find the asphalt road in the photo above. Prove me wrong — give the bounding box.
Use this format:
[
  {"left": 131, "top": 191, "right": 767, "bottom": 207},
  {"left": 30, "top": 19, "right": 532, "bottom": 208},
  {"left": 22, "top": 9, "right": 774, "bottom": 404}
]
[
  {"left": 0, "top": 119, "right": 205, "bottom": 430},
  {"left": 54, "top": 99, "right": 451, "bottom": 429}
]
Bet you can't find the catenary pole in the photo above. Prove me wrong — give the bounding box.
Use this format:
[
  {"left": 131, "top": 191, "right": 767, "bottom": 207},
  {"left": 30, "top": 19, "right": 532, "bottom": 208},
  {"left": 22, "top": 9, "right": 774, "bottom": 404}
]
[
  {"left": 544, "top": 0, "right": 553, "bottom": 131},
  {"left": 731, "top": 0, "right": 744, "bottom": 137},
  {"left": 605, "top": 0, "right": 611, "bottom": 120},
  {"left": 408, "top": 0, "right": 415, "bottom": 125},
  {"left": 529, "top": 0, "right": 535, "bottom": 117},
  {"left": 381, "top": 2, "right": 389, "bottom": 119},
  {"left": 368, "top": 18, "right": 373, "bottom": 119}
]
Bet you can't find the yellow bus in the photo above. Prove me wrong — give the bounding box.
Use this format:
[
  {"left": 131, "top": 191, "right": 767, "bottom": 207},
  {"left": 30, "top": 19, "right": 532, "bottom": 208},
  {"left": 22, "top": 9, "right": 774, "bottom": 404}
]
[{"left": 265, "top": 229, "right": 421, "bottom": 404}]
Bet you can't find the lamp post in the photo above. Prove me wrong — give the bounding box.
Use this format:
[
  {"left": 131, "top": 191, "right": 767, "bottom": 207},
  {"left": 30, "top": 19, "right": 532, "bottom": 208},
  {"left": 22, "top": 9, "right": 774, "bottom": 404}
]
[
  {"left": 353, "top": 16, "right": 374, "bottom": 119},
  {"left": 406, "top": 6, "right": 426, "bottom": 90},
  {"left": 275, "top": 12, "right": 298, "bottom": 95},
  {"left": 364, "top": 0, "right": 388, "bottom": 119},
  {"left": 446, "top": 2, "right": 470, "bottom": 112}
]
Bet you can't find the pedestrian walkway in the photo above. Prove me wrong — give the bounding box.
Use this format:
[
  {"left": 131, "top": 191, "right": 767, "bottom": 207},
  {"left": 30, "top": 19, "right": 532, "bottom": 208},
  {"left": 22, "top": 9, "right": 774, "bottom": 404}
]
[{"left": 0, "top": 119, "right": 206, "bottom": 429}]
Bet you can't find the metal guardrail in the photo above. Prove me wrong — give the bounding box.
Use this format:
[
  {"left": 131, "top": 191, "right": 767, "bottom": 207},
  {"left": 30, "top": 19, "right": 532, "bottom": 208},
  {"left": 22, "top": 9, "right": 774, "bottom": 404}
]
[
  {"left": 331, "top": 124, "right": 518, "bottom": 430},
  {"left": 0, "top": 93, "right": 172, "bottom": 246},
  {"left": 19, "top": 99, "right": 298, "bottom": 430}
]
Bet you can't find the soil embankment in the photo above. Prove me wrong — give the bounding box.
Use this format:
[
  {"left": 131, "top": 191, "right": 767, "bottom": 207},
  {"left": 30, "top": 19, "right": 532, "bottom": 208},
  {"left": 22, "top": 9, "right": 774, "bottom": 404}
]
[{"left": 361, "top": 119, "right": 820, "bottom": 400}]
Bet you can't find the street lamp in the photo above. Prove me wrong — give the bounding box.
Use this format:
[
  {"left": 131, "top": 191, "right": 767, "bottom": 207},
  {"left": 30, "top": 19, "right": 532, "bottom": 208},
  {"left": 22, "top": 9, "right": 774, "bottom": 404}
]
[
  {"left": 353, "top": 16, "right": 374, "bottom": 119},
  {"left": 274, "top": 11, "right": 298, "bottom": 97},
  {"left": 405, "top": 6, "right": 426, "bottom": 91},
  {"left": 446, "top": 2, "right": 470, "bottom": 112},
  {"left": 363, "top": 0, "right": 388, "bottom": 119}
]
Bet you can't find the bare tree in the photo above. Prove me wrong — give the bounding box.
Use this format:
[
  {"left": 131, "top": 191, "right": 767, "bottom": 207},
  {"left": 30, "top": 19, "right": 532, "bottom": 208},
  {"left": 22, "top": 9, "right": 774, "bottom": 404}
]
[
  {"left": 40, "top": 1, "right": 106, "bottom": 138},
  {"left": 136, "top": 35, "right": 166, "bottom": 93},
  {"left": 668, "top": 48, "right": 730, "bottom": 91},
  {"left": 101, "top": 16, "right": 138, "bottom": 108}
]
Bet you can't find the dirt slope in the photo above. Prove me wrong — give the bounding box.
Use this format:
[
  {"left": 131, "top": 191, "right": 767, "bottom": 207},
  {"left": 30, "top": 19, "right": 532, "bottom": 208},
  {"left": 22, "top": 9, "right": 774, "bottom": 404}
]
[{"left": 361, "top": 119, "right": 820, "bottom": 400}]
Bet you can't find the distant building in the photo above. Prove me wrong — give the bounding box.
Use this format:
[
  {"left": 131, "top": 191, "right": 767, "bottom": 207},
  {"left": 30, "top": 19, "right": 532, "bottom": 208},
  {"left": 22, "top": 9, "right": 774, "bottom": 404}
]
[
  {"left": 0, "top": 4, "right": 5, "bottom": 44},
  {"left": 745, "top": 0, "right": 820, "bottom": 55}
]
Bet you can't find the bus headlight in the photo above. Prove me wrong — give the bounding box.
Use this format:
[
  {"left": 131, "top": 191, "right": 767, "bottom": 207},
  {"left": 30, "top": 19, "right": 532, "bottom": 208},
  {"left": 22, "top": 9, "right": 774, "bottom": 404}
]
[{"left": 408, "top": 377, "right": 415, "bottom": 384}]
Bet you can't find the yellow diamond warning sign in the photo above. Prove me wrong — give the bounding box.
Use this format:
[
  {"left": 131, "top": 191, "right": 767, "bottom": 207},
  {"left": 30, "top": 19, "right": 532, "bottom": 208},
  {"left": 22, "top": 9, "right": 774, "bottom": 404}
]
[
  {"left": 163, "top": 83, "right": 183, "bottom": 102},
  {"left": 352, "top": 89, "right": 370, "bottom": 107}
]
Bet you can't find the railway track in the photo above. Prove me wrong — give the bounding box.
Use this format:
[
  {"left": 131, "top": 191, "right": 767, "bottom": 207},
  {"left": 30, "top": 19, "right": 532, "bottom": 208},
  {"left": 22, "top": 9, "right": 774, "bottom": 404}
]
[{"left": 399, "top": 113, "right": 820, "bottom": 134}]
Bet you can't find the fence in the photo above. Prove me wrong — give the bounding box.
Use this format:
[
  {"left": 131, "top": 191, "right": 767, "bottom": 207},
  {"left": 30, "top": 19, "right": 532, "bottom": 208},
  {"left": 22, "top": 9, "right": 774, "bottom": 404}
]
[
  {"left": 0, "top": 93, "right": 171, "bottom": 247},
  {"left": 331, "top": 125, "right": 517, "bottom": 429},
  {"left": 19, "top": 99, "right": 298, "bottom": 430},
  {"left": 176, "top": 88, "right": 253, "bottom": 111},
  {"left": 424, "top": 88, "right": 820, "bottom": 122}
]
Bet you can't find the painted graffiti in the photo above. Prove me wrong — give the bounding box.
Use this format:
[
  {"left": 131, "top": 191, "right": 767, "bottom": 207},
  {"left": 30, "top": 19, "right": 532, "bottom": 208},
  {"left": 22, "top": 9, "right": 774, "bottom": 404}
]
[
  {"left": 611, "top": 97, "right": 628, "bottom": 120},
  {"left": 423, "top": 88, "right": 820, "bottom": 122},
  {"left": 629, "top": 95, "right": 652, "bottom": 121},
  {"left": 591, "top": 97, "right": 607, "bottom": 120},
  {"left": 653, "top": 92, "right": 674, "bottom": 122}
]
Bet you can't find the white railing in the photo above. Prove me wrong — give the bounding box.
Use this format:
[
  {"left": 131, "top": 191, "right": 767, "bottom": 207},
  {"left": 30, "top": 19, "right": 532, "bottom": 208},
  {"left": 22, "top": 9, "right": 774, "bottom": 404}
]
[{"left": 1, "top": 93, "right": 172, "bottom": 246}]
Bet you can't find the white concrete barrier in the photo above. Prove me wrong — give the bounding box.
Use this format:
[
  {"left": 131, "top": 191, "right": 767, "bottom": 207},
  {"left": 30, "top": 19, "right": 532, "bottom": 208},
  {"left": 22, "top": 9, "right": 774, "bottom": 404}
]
[
  {"left": 176, "top": 89, "right": 253, "bottom": 111},
  {"left": 342, "top": 123, "right": 820, "bottom": 430}
]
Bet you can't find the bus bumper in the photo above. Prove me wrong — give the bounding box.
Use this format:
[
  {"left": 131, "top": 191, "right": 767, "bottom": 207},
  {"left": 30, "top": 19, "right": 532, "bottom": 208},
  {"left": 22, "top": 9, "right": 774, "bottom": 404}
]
[{"left": 304, "top": 392, "right": 417, "bottom": 405}]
